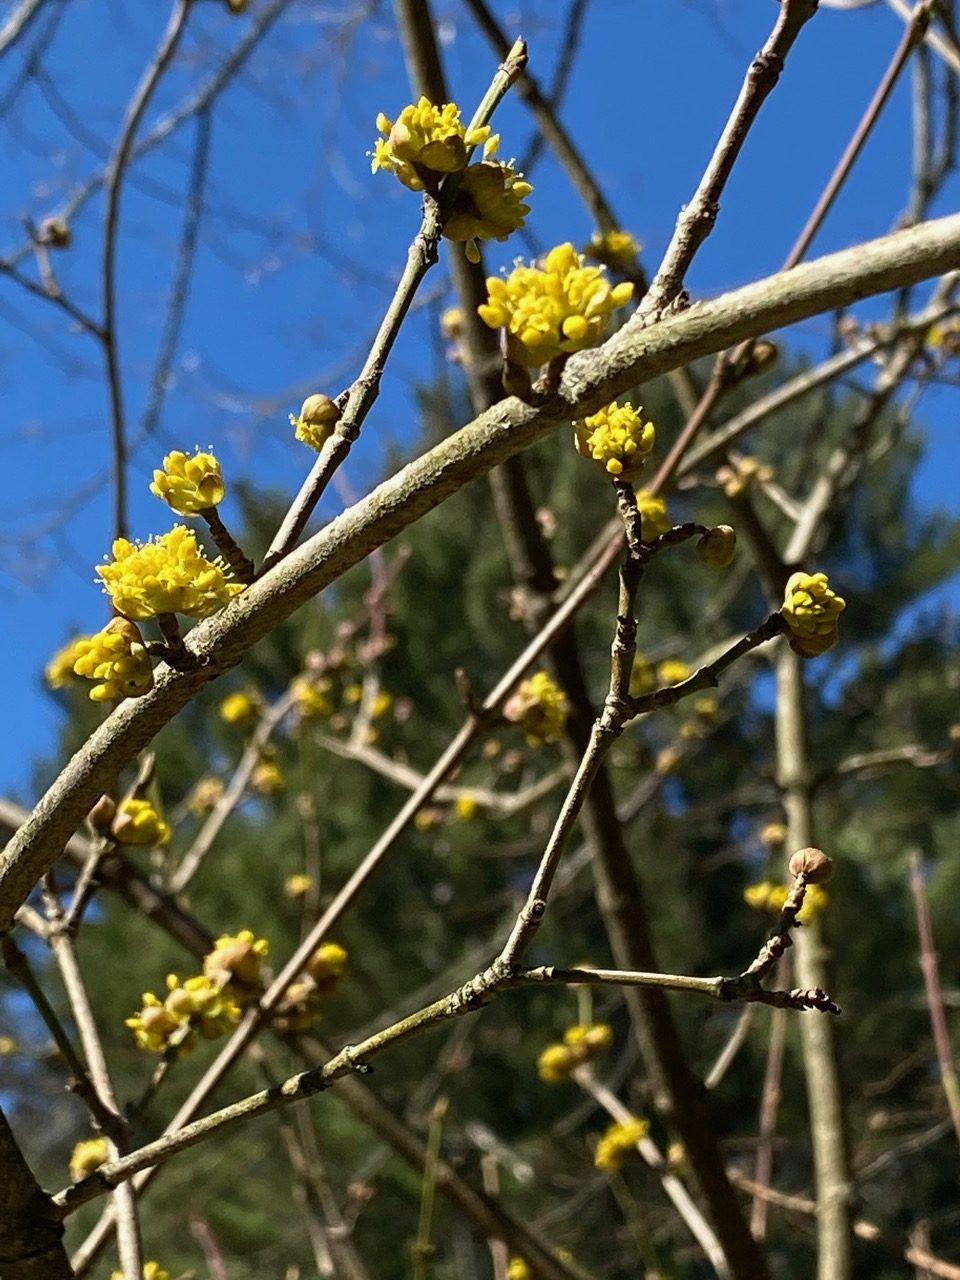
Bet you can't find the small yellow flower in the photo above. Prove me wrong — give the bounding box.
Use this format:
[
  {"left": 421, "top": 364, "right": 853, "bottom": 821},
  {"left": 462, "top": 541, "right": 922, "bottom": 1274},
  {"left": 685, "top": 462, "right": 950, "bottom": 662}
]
[
  {"left": 187, "top": 776, "right": 225, "bottom": 815},
  {"left": 537, "top": 1043, "right": 575, "bottom": 1083},
  {"left": 694, "top": 694, "right": 719, "bottom": 719},
  {"left": 69, "top": 1137, "right": 109, "bottom": 1181},
  {"left": 503, "top": 671, "right": 568, "bottom": 745},
  {"left": 97, "top": 526, "right": 243, "bottom": 620},
  {"left": 574, "top": 402, "right": 655, "bottom": 478},
  {"left": 478, "top": 242, "right": 633, "bottom": 367},
  {"left": 696, "top": 525, "right": 737, "bottom": 568},
  {"left": 290, "top": 393, "right": 341, "bottom": 452},
  {"left": 251, "top": 760, "right": 284, "bottom": 794},
  {"left": 166, "top": 973, "right": 244, "bottom": 1038},
  {"left": 440, "top": 306, "right": 464, "bottom": 340},
  {"left": 284, "top": 872, "right": 314, "bottom": 898},
  {"left": 443, "top": 158, "right": 533, "bottom": 263},
  {"left": 306, "top": 941, "right": 349, "bottom": 994},
  {"left": 583, "top": 228, "right": 642, "bottom": 270},
  {"left": 220, "top": 689, "right": 259, "bottom": 726},
  {"left": 112, "top": 798, "right": 171, "bottom": 847},
  {"left": 782, "top": 571, "right": 846, "bottom": 657},
  {"left": 657, "top": 659, "right": 690, "bottom": 686},
  {"left": 149, "top": 449, "right": 225, "bottom": 515},
  {"left": 111, "top": 1263, "right": 170, "bottom": 1280},
  {"left": 371, "top": 97, "right": 491, "bottom": 191},
  {"left": 125, "top": 991, "right": 184, "bottom": 1053},
  {"left": 0, "top": 1035, "right": 16, "bottom": 1055},
  {"left": 370, "top": 689, "right": 392, "bottom": 719},
  {"left": 656, "top": 745, "right": 680, "bottom": 774},
  {"left": 594, "top": 1117, "right": 650, "bottom": 1172},
  {"left": 415, "top": 807, "right": 443, "bottom": 831},
  {"left": 291, "top": 674, "right": 333, "bottom": 719},
  {"left": 203, "top": 930, "right": 269, "bottom": 988},
  {"left": 506, "top": 1260, "right": 531, "bottom": 1280},
  {"left": 455, "top": 792, "right": 478, "bottom": 821},
  {"left": 45, "top": 635, "right": 92, "bottom": 689},
  {"left": 635, "top": 489, "right": 671, "bottom": 540},
  {"left": 743, "top": 880, "right": 827, "bottom": 924},
  {"left": 563, "top": 1023, "right": 613, "bottom": 1054},
  {"left": 630, "top": 653, "right": 656, "bottom": 696},
  {"left": 71, "top": 618, "right": 154, "bottom": 702}
]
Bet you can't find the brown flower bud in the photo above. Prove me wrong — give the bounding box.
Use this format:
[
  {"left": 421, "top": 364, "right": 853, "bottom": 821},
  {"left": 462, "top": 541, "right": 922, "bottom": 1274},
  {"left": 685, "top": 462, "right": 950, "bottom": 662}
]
[
  {"left": 38, "top": 216, "right": 71, "bottom": 249},
  {"left": 87, "top": 794, "right": 117, "bottom": 836},
  {"left": 788, "top": 847, "right": 834, "bottom": 885}
]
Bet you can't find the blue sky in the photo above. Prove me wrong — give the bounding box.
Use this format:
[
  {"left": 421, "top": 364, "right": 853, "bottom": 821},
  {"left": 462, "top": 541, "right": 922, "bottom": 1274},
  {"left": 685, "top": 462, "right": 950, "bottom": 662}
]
[{"left": 2, "top": 0, "right": 958, "bottom": 800}]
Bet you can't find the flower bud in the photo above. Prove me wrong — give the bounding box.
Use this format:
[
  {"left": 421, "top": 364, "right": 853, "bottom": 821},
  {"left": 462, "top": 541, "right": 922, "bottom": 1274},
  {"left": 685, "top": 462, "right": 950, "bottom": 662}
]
[
  {"left": 290, "top": 394, "right": 342, "bottom": 451},
  {"left": 788, "top": 847, "right": 834, "bottom": 885},
  {"left": 87, "top": 794, "right": 117, "bottom": 836},
  {"left": 696, "top": 525, "right": 737, "bottom": 568},
  {"left": 38, "top": 216, "right": 71, "bottom": 249}
]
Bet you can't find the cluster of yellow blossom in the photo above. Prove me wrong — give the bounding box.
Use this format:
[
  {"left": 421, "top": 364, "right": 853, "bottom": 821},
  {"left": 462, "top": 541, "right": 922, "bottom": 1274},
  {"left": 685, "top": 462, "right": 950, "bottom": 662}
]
[
  {"left": 112, "top": 797, "right": 171, "bottom": 847},
  {"left": 582, "top": 228, "right": 642, "bottom": 271},
  {"left": 478, "top": 242, "right": 633, "bottom": 367},
  {"left": 594, "top": 1116, "right": 650, "bottom": 1172},
  {"left": 743, "top": 880, "right": 828, "bottom": 925},
  {"left": 291, "top": 674, "right": 334, "bottom": 719},
  {"left": 71, "top": 618, "right": 154, "bottom": 702},
  {"left": 717, "top": 454, "right": 774, "bottom": 500},
  {"left": 273, "top": 941, "right": 350, "bottom": 1032},
  {"left": 372, "top": 97, "right": 491, "bottom": 190},
  {"left": 126, "top": 930, "right": 269, "bottom": 1053},
  {"left": 187, "top": 775, "right": 225, "bottom": 816},
  {"left": 98, "top": 526, "right": 243, "bottom": 621},
  {"left": 696, "top": 525, "right": 737, "bottom": 568},
  {"left": 150, "top": 449, "right": 225, "bottom": 516},
  {"left": 635, "top": 489, "right": 671, "bottom": 540},
  {"left": 251, "top": 758, "right": 284, "bottom": 794},
  {"left": 574, "top": 401, "right": 655, "bottom": 478},
  {"left": 629, "top": 653, "right": 656, "bottom": 697},
  {"left": 781, "top": 571, "right": 846, "bottom": 657},
  {"left": 290, "top": 393, "right": 342, "bottom": 453},
  {"left": 657, "top": 659, "right": 690, "bottom": 686},
  {"left": 927, "top": 317, "right": 960, "bottom": 356},
  {"left": 45, "top": 634, "right": 92, "bottom": 689},
  {"left": 284, "top": 872, "right": 313, "bottom": 898},
  {"left": 537, "top": 1023, "right": 613, "bottom": 1083},
  {"left": 111, "top": 1263, "right": 169, "bottom": 1280},
  {"left": 219, "top": 689, "right": 260, "bottom": 726},
  {"left": 69, "top": 1136, "right": 109, "bottom": 1181},
  {"left": 455, "top": 792, "right": 478, "bottom": 821},
  {"left": 344, "top": 683, "right": 393, "bottom": 719},
  {"left": 503, "top": 670, "right": 568, "bottom": 745},
  {"left": 443, "top": 155, "right": 533, "bottom": 264},
  {"left": 761, "top": 821, "right": 787, "bottom": 848}
]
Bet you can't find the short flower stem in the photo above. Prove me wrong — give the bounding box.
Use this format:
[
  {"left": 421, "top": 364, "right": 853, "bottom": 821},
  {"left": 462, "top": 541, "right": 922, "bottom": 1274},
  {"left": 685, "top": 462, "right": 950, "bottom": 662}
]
[
  {"left": 153, "top": 612, "right": 194, "bottom": 672},
  {"left": 201, "top": 507, "right": 255, "bottom": 585}
]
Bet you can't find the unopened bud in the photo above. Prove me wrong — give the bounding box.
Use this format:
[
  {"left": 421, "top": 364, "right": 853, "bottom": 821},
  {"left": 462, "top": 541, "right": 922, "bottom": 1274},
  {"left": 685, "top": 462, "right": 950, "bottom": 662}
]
[
  {"left": 788, "top": 847, "right": 834, "bottom": 885},
  {"left": 696, "top": 525, "right": 737, "bottom": 568},
  {"left": 38, "top": 216, "right": 71, "bottom": 249},
  {"left": 290, "top": 394, "right": 342, "bottom": 451}
]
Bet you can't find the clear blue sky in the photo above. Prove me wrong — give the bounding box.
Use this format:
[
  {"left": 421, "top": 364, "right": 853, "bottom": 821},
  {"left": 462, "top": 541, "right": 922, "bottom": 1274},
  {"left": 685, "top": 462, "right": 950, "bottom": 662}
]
[{"left": 3, "top": 0, "right": 957, "bottom": 801}]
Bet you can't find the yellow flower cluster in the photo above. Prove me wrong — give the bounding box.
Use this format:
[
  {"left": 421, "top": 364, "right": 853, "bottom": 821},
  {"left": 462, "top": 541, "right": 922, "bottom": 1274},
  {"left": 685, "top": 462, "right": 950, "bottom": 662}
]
[
  {"left": 149, "top": 449, "right": 225, "bottom": 516},
  {"left": 443, "top": 158, "right": 533, "bottom": 264},
  {"left": 594, "top": 1116, "right": 650, "bottom": 1172},
  {"left": 273, "top": 941, "right": 350, "bottom": 1032},
  {"left": 635, "top": 489, "right": 671, "bottom": 540},
  {"left": 743, "top": 880, "right": 828, "bottom": 925},
  {"left": 717, "top": 455, "right": 773, "bottom": 499},
  {"left": 455, "top": 792, "right": 478, "bottom": 821},
  {"left": 537, "top": 1023, "right": 613, "bottom": 1083},
  {"left": 97, "top": 526, "right": 244, "bottom": 620},
  {"left": 69, "top": 1136, "right": 109, "bottom": 1181},
  {"left": 220, "top": 689, "right": 259, "bottom": 725},
  {"left": 284, "top": 872, "right": 313, "bottom": 898},
  {"left": 290, "top": 393, "right": 341, "bottom": 452},
  {"left": 252, "top": 759, "right": 284, "bottom": 794},
  {"left": 45, "top": 634, "right": 92, "bottom": 688},
  {"left": 71, "top": 618, "right": 154, "bottom": 702},
  {"left": 503, "top": 670, "right": 568, "bottom": 745},
  {"left": 574, "top": 401, "right": 655, "bottom": 478},
  {"left": 371, "top": 97, "right": 491, "bottom": 191},
  {"left": 658, "top": 659, "right": 690, "bottom": 686},
  {"left": 291, "top": 674, "right": 333, "bottom": 719},
  {"left": 629, "top": 653, "right": 656, "bottom": 697},
  {"left": 187, "top": 775, "right": 225, "bottom": 815},
  {"left": 126, "top": 931, "right": 268, "bottom": 1054},
  {"left": 111, "top": 1263, "right": 169, "bottom": 1280},
  {"left": 781, "top": 571, "right": 846, "bottom": 657},
  {"left": 583, "top": 227, "right": 642, "bottom": 271},
  {"left": 478, "top": 242, "right": 633, "bottom": 367},
  {"left": 112, "top": 797, "right": 171, "bottom": 847}
]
